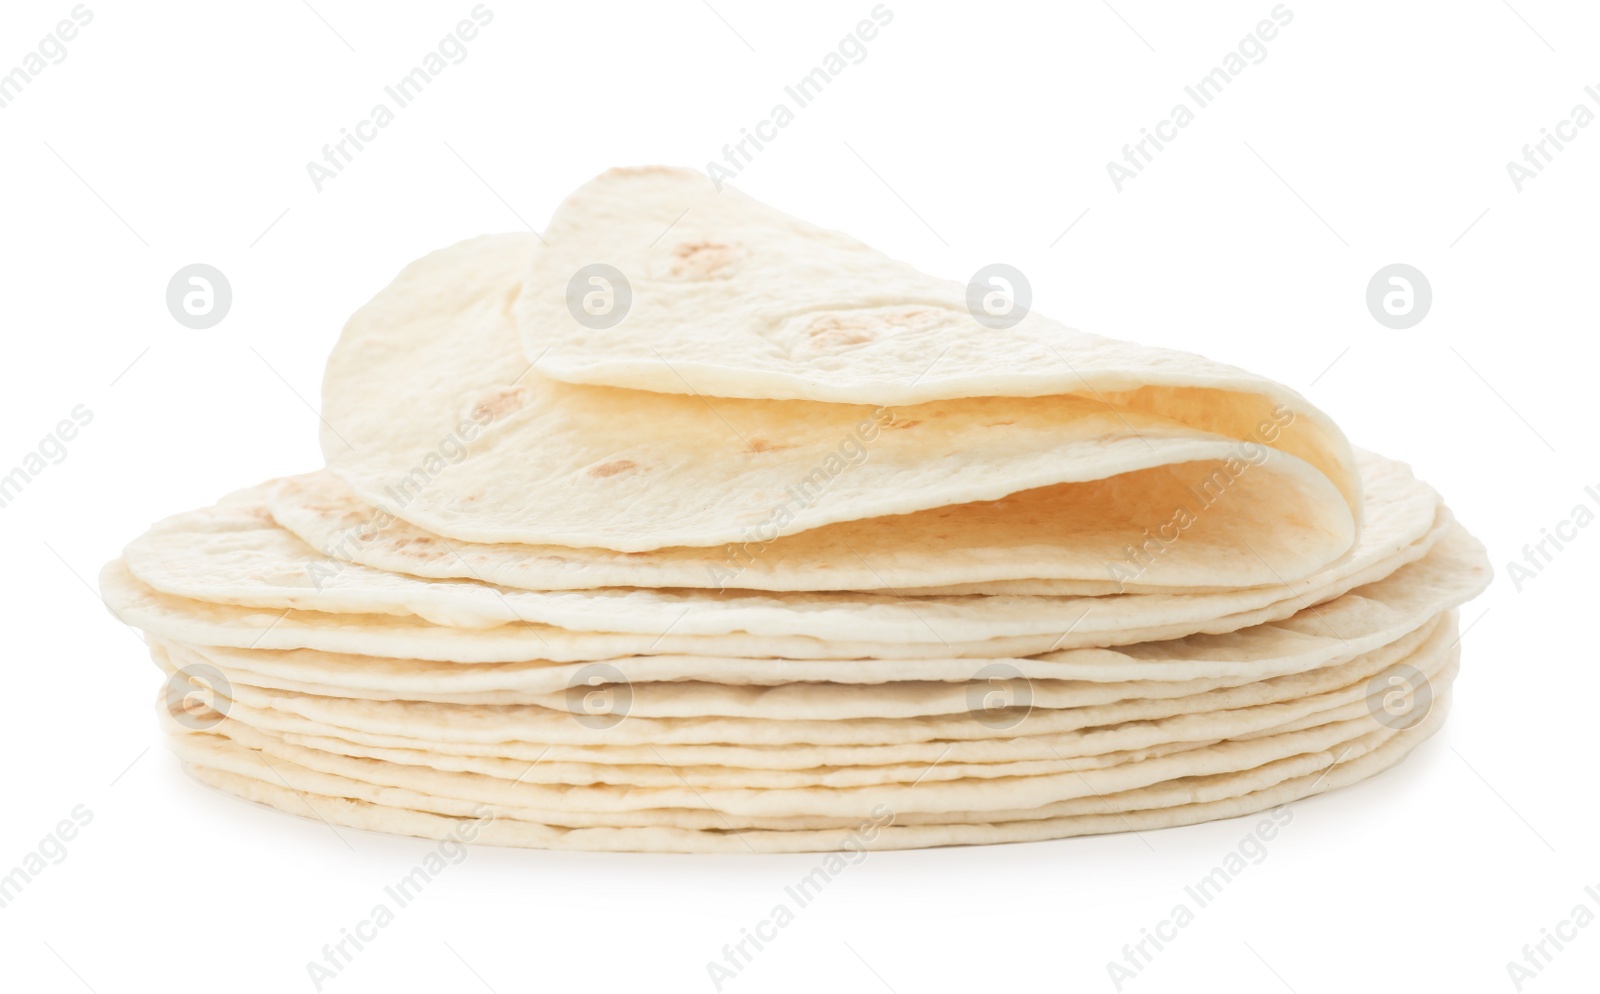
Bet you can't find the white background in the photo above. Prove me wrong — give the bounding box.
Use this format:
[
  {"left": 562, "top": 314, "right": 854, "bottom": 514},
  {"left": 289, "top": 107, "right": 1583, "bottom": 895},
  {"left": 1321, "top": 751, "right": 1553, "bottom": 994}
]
[{"left": 1, "top": 0, "right": 1596, "bottom": 991}]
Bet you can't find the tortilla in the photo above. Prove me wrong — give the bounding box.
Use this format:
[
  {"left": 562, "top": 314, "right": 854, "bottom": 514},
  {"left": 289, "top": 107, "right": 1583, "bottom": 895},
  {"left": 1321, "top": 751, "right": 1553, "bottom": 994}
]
[
  {"left": 513, "top": 168, "right": 1357, "bottom": 505},
  {"left": 154, "top": 617, "right": 1456, "bottom": 759},
  {"left": 101, "top": 517, "right": 1485, "bottom": 663},
  {"left": 320, "top": 234, "right": 1357, "bottom": 558},
  {"left": 267, "top": 449, "right": 1427, "bottom": 595},
  {"left": 156, "top": 611, "right": 1443, "bottom": 719},
  {"left": 174, "top": 688, "right": 1450, "bottom": 851}
]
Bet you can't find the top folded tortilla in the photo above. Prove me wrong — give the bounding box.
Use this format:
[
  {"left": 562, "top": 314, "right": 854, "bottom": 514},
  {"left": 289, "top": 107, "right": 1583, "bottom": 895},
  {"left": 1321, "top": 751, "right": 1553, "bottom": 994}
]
[
  {"left": 512, "top": 167, "right": 1357, "bottom": 510},
  {"left": 320, "top": 231, "right": 1358, "bottom": 557}
]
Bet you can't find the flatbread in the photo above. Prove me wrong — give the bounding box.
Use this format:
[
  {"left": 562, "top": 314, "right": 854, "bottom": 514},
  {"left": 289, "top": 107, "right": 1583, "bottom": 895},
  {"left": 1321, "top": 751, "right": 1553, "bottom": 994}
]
[
  {"left": 158, "top": 623, "right": 1453, "bottom": 807},
  {"left": 267, "top": 449, "right": 1425, "bottom": 596},
  {"left": 320, "top": 234, "right": 1357, "bottom": 558},
  {"left": 158, "top": 611, "right": 1442, "bottom": 719},
  {"left": 116, "top": 491, "right": 1358, "bottom": 639},
  {"left": 156, "top": 617, "right": 1456, "bottom": 760},
  {"left": 174, "top": 689, "right": 1450, "bottom": 851},
  {"left": 100, "top": 516, "right": 1485, "bottom": 663},
  {"left": 178, "top": 689, "right": 1438, "bottom": 826},
  {"left": 264, "top": 726, "right": 1220, "bottom": 790},
  {"left": 512, "top": 168, "right": 1357, "bottom": 513}
]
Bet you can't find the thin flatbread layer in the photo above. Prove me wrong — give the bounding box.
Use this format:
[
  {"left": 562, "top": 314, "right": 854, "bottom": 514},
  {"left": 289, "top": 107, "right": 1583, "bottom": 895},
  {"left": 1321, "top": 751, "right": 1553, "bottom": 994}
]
[
  {"left": 123, "top": 459, "right": 1435, "bottom": 640},
  {"left": 161, "top": 633, "right": 1451, "bottom": 806},
  {"left": 171, "top": 650, "right": 1448, "bottom": 828},
  {"left": 320, "top": 233, "right": 1357, "bottom": 561},
  {"left": 113, "top": 481, "right": 1460, "bottom": 651},
  {"left": 512, "top": 167, "right": 1358, "bottom": 516},
  {"left": 164, "top": 612, "right": 1456, "bottom": 773},
  {"left": 174, "top": 692, "right": 1448, "bottom": 851},
  {"left": 115, "top": 491, "right": 1354, "bottom": 639},
  {"left": 156, "top": 611, "right": 1441, "bottom": 719},
  {"left": 100, "top": 516, "right": 1485, "bottom": 662},
  {"left": 270, "top": 454, "right": 1386, "bottom": 594},
  {"left": 165, "top": 537, "right": 1465, "bottom": 693},
  {"left": 264, "top": 726, "right": 1220, "bottom": 790},
  {"left": 178, "top": 682, "right": 1442, "bottom": 827},
  {"left": 268, "top": 449, "right": 1425, "bottom": 595},
  {"left": 158, "top": 618, "right": 1455, "bottom": 762}
]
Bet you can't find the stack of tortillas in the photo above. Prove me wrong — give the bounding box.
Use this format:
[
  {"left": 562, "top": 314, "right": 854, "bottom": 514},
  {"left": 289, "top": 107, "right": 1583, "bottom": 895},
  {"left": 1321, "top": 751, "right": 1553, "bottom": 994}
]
[{"left": 102, "top": 167, "right": 1490, "bottom": 853}]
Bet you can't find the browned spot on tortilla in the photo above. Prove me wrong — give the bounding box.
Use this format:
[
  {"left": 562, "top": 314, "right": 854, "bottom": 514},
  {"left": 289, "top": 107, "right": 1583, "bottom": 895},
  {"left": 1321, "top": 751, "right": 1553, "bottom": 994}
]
[
  {"left": 815, "top": 331, "right": 871, "bottom": 350},
  {"left": 889, "top": 419, "right": 922, "bottom": 430},
  {"left": 669, "top": 241, "right": 737, "bottom": 279},
  {"left": 804, "top": 315, "right": 872, "bottom": 349},
  {"left": 501, "top": 283, "right": 523, "bottom": 318},
  {"left": 802, "top": 305, "right": 944, "bottom": 353},
  {"left": 988, "top": 420, "right": 1015, "bottom": 426},
  {"left": 748, "top": 439, "right": 794, "bottom": 453},
  {"left": 588, "top": 459, "right": 637, "bottom": 478},
  {"left": 474, "top": 388, "right": 525, "bottom": 420}
]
